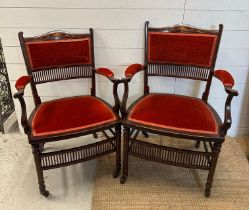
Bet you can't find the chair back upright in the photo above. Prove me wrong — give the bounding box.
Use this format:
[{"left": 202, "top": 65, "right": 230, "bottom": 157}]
[
  {"left": 19, "top": 29, "right": 96, "bottom": 106},
  {"left": 144, "top": 21, "right": 223, "bottom": 100}
]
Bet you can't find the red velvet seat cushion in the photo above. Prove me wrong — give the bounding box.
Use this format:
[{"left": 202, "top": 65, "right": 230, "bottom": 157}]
[
  {"left": 32, "top": 96, "right": 116, "bottom": 136},
  {"left": 128, "top": 94, "right": 218, "bottom": 135}
]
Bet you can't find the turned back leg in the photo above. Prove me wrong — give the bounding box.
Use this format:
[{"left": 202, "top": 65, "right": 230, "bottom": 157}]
[
  {"left": 113, "top": 124, "right": 121, "bottom": 178},
  {"left": 120, "top": 127, "right": 130, "bottom": 184}
]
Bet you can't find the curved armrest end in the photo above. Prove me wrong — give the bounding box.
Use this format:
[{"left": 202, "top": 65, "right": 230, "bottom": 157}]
[
  {"left": 214, "top": 70, "right": 235, "bottom": 88},
  {"left": 95, "top": 67, "right": 120, "bottom": 84},
  {"left": 96, "top": 67, "right": 114, "bottom": 78},
  {"left": 13, "top": 89, "right": 24, "bottom": 99},
  {"left": 225, "top": 87, "right": 238, "bottom": 96},
  {"left": 125, "top": 63, "right": 144, "bottom": 78},
  {"left": 15, "top": 76, "right": 32, "bottom": 91}
]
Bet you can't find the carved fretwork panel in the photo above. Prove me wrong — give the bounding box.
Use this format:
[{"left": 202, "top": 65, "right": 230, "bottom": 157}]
[{"left": 0, "top": 38, "right": 15, "bottom": 133}]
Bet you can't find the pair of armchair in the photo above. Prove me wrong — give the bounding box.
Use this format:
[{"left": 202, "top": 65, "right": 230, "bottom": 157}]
[{"left": 14, "top": 22, "right": 238, "bottom": 198}]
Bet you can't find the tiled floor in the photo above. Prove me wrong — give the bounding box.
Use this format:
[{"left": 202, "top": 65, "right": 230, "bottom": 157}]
[{"left": 0, "top": 133, "right": 97, "bottom": 210}]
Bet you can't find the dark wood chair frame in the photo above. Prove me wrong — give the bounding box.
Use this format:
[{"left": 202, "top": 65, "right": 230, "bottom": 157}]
[
  {"left": 119, "top": 22, "right": 239, "bottom": 197},
  {"left": 14, "top": 29, "right": 122, "bottom": 197}
]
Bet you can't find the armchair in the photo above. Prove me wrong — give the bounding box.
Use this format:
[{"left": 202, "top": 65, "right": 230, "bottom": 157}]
[
  {"left": 119, "top": 22, "right": 238, "bottom": 197},
  {"left": 14, "top": 29, "right": 121, "bottom": 196}
]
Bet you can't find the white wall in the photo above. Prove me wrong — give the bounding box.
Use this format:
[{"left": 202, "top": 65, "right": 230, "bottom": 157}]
[{"left": 0, "top": 0, "right": 248, "bottom": 136}]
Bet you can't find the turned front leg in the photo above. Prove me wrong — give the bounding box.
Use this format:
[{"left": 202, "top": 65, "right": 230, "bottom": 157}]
[
  {"left": 32, "top": 144, "right": 49, "bottom": 197},
  {"left": 205, "top": 142, "right": 222, "bottom": 197}
]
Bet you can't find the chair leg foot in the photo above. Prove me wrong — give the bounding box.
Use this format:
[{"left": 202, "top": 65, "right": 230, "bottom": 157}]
[
  {"left": 205, "top": 171, "right": 214, "bottom": 198},
  {"left": 113, "top": 168, "right": 121, "bottom": 178},
  {"left": 205, "top": 185, "right": 211, "bottom": 197},
  {"left": 40, "top": 188, "right": 50, "bottom": 197},
  {"left": 120, "top": 175, "right": 127, "bottom": 184},
  {"left": 38, "top": 176, "right": 49, "bottom": 197},
  {"left": 93, "top": 132, "right": 98, "bottom": 138},
  {"left": 195, "top": 141, "right": 200, "bottom": 148},
  {"left": 142, "top": 131, "right": 149, "bottom": 138}
]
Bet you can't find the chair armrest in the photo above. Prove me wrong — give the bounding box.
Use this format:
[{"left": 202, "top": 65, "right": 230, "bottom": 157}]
[
  {"left": 13, "top": 76, "right": 32, "bottom": 134},
  {"left": 214, "top": 70, "right": 235, "bottom": 88},
  {"left": 125, "top": 64, "right": 144, "bottom": 79},
  {"left": 15, "top": 75, "right": 32, "bottom": 91},
  {"left": 214, "top": 70, "right": 238, "bottom": 136},
  {"left": 94, "top": 67, "right": 120, "bottom": 114},
  {"left": 96, "top": 67, "right": 114, "bottom": 78},
  {"left": 95, "top": 67, "right": 119, "bottom": 82}
]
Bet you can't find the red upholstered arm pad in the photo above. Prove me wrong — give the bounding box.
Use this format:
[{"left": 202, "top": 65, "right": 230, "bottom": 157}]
[
  {"left": 96, "top": 68, "right": 114, "bottom": 78},
  {"left": 125, "top": 64, "right": 144, "bottom": 78},
  {"left": 15, "top": 76, "right": 32, "bottom": 90},
  {"left": 214, "top": 70, "right": 235, "bottom": 88}
]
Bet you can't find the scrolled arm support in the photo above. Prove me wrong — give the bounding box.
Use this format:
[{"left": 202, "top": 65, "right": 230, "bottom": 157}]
[
  {"left": 14, "top": 76, "right": 32, "bottom": 134},
  {"left": 118, "top": 63, "right": 144, "bottom": 118},
  {"left": 94, "top": 67, "right": 120, "bottom": 114},
  {"left": 214, "top": 70, "right": 238, "bottom": 136},
  {"left": 220, "top": 87, "right": 238, "bottom": 136},
  {"left": 119, "top": 78, "right": 130, "bottom": 118},
  {"left": 112, "top": 80, "right": 121, "bottom": 114}
]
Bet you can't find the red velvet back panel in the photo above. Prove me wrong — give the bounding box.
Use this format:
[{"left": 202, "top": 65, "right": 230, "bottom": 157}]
[
  {"left": 25, "top": 38, "right": 91, "bottom": 70},
  {"left": 148, "top": 32, "right": 217, "bottom": 68}
]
